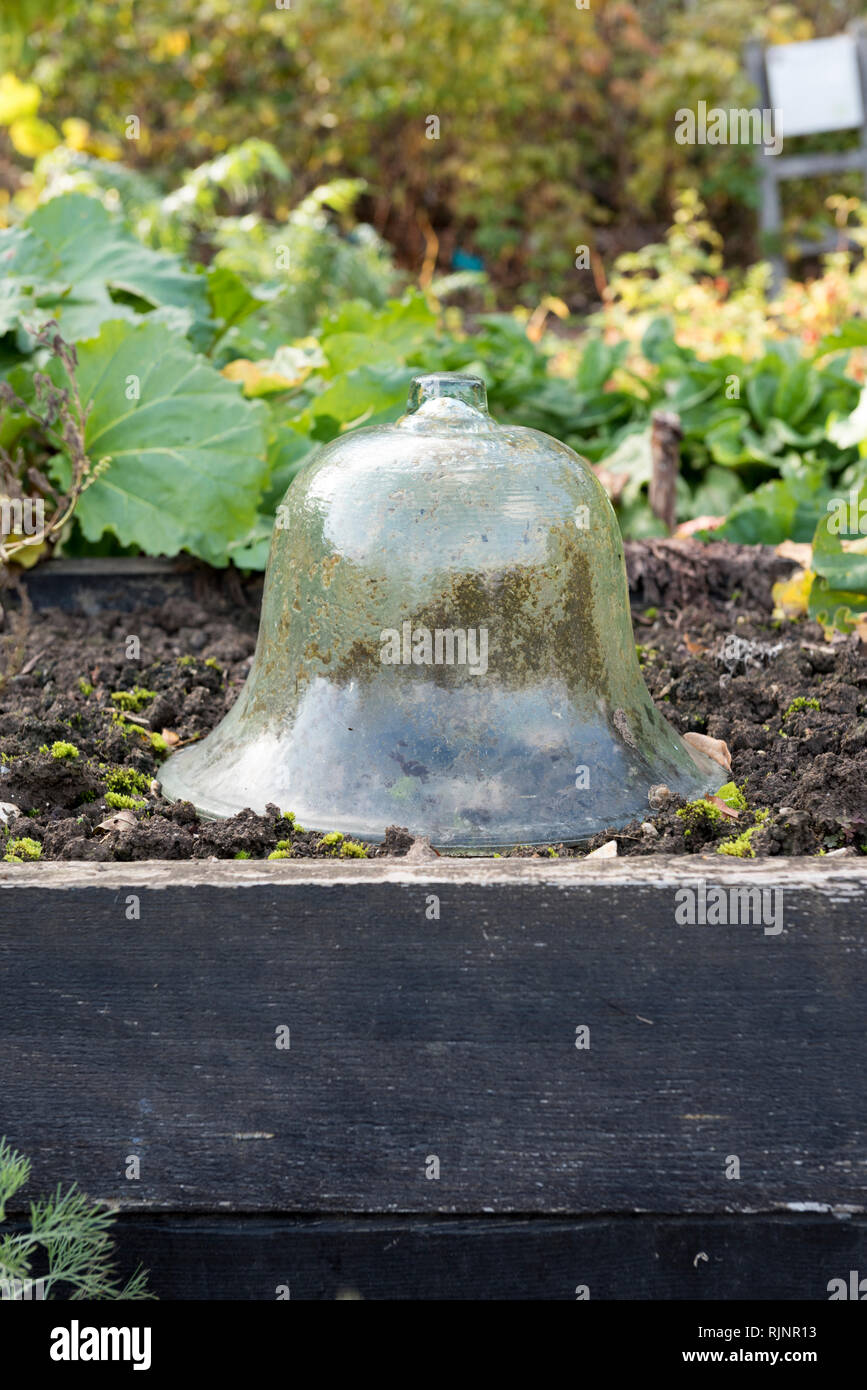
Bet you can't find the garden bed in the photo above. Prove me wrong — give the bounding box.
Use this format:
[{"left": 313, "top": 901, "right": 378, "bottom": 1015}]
[
  {"left": 1, "top": 854, "right": 865, "bottom": 1299},
  {"left": 1, "top": 543, "right": 866, "bottom": 1299},
  {"left": 1, "top": 540, "right": 864, "bottom": 860}
]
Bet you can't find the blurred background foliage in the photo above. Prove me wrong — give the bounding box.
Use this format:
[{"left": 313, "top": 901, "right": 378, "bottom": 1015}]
[
  {"left": 1, "top": 0, "right": 867, "bottom": 622},
  {"left": 2, "top": 0, "right": 866, "bottom": 300}
]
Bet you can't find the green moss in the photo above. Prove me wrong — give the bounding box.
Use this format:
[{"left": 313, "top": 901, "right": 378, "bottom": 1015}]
[
  {"left": 149, "top": 732, "right": 168, "bottom": 753},
  {"left": 280, "top": 810, "right": 305, "bottom": 833},
  {"left": 677, "top": 798, "right": 724, "bottom": 830},
  {"left": 49, "top": 741, "right": 80, "bottom": 760},
  {"left": 204, "top": 657, "right": 220, "bottom": 669},
  {"left": 340, "top": 839, "right": 368, "bottom": 858},
  {"left": 717, "top": 808, "right": 770, "bottom": 859},
  {"left": 715, "top": 781, "right": 747, "bottom": 812},
  {"left": 77, "top": 678, "right": 93, "bottom": 696},
  {"left": 312, "top": 832, "right": 368, "bottom": 859},
  {"left": 643, "top": 607, "right": 658, "bottom": 621},
  {"left": 4, "top": 836, "right": 42, "bottom": 863},
  {"left": 268, "top": 843, "right": 293, "bottom": 859},
  {"left": 106, "top": 767, "right": 150, "bottom": 796},
  {"left": 177, "top": 655, "right": 195, "bottom": 667},
  {"left": 110, "top": 687, "right": 157, "bottom": 712},
  {"left": 105, "top": 792, "right": 145, "bottom": 811},
  {"left": 234, "top": 850, "right": 251, "bottom": 860},
  {"left": 318, "top": 831, "right": 345, "bottom": 855},
  {"left": 783, "top": 696, "right": 820, "bottom": 720}
]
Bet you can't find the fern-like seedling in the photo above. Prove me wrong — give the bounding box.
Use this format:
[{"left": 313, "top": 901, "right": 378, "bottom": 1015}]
[{"left": 0, "top": 1137, "right": 154, "bottom": 1300}]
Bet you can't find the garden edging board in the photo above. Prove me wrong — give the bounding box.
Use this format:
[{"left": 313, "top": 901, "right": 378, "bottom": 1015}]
[{"left": 2, "top": 854, "right": 865, "bottom": 1290}]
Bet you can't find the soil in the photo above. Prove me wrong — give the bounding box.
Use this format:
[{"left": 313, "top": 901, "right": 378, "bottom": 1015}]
[{"left": 1, "top": 540, "right": 865, "bottom": 861}]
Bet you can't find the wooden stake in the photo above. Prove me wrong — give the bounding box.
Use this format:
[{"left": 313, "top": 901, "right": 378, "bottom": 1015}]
[{"left": 649, "top": 409, "right": 682, "bottom": 534}]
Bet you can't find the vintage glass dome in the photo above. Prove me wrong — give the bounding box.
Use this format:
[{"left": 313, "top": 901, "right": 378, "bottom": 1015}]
[{"left": 160, "top": 372, "right": 719, "bottom": 848}]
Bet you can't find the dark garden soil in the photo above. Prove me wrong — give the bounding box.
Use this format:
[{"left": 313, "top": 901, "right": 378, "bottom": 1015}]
[{"left": 0, "top": 540, "right": 865, "bottom": 861}]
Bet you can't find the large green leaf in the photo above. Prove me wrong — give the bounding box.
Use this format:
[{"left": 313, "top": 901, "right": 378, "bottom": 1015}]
[
  {"left": 811, "top": 480, "right": 867, "bottom": 600},
  {"left": 310, "top": 362, "right": 417, "bottom": 425},
  {"left": 772, "top": 359, "right": 820, "bottom": 427},
  {"left": 815, "top": 319, "right": 867, "bottom": 358},
  {"left": 712, "top": 466, "right": 829, "bottom": 545},
  {"left": 43, "top": 319, "right": 268, "bottom": 565},
  {"left": 0, "top": 194, "right": 208, "bottom": 342}
]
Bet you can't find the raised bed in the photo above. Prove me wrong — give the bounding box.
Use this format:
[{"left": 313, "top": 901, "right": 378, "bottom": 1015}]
[
  {"left": 1, "top": 855, "right": 865, "bottom": 1299},
  {"left": 1, "top": 552, "right": 866, "bottom": 1299}
]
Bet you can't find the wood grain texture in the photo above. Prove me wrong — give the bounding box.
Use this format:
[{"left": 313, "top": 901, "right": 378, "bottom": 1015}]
[
  {"left": 106, "top": 1213, "right": 867, "bottom": 1301},
  {"left": 1, "top": 858, "right": 865, "bottom": 1217}
]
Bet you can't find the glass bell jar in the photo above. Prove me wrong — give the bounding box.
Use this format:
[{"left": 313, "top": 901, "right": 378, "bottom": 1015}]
[{"left": 159, "top": 372, "right": 719, "bottom": 849}]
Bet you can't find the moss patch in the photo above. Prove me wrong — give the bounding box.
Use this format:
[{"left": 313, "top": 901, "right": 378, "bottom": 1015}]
[{"left": 717, "top": 808, "right": 771, "bottom": 859}]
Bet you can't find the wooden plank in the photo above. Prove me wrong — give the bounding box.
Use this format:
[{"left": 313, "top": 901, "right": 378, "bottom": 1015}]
[
  {"left": 1, "top": 858, "right": 865, "bottom": 1217},
  {"left": 107, "top": 1213, "right": 867, "bottom": 1301},
  {"left": 771, "top": 148, "right": 867, "bottom": 180},
  {"left": 15, "top": 557, "right": 199, "bottom": 613}
]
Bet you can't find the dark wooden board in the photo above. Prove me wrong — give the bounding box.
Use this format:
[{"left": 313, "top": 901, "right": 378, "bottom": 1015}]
[
  {"left": 106, "top": 1212, "right": 867, "bottom": 1301},
  {"left": 12, "top": 557, "right": 199, "bottom": 612},
  {"left": 1, "top": 859, "right": 865, "bottom": 1218}
]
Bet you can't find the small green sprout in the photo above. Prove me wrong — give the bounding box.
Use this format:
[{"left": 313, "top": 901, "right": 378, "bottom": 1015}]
[{"left": 77, "top": 678, "right": 93, "bottom": 696}]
